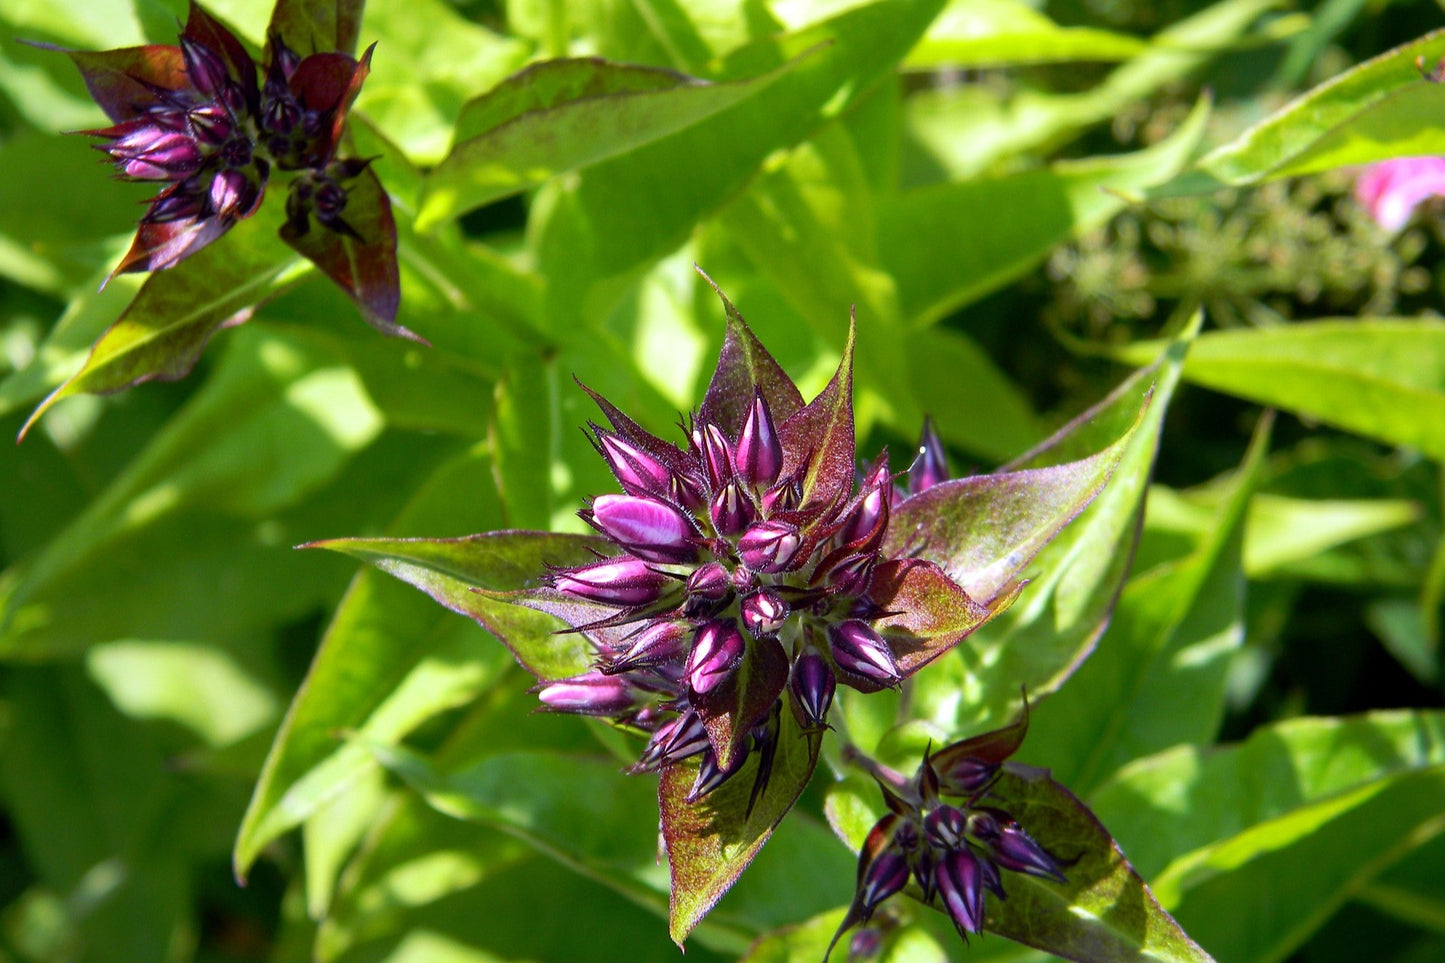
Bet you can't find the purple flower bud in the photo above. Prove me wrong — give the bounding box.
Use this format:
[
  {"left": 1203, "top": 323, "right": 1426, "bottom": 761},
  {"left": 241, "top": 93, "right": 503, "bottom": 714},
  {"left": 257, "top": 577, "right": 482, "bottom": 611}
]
[
  {"left": 597, "top": 431, "right": 674, "bottom": 499},
  {"left": 828, "top": 620, "right": 900, "bottom": 688},
  {"left": 144, "top": 187, "right": 207, "bottom": 224},
  {"left": 824, "top": 552, "right": 875, "bottom": 596},
  {"left": 687, "top": 745, "right": 746, "bottom": 802},
  {"left": 604, "top": 620, "right": 688, "bottom": 674},
  {"left": 535, "top": 671, "right": 641, "bottom": 716},
  {"left": 761, "top": 476, "right": 802, "bottom": 515},
  {"left": 189, "top": 104, "right": 233, "bottom": 146},
  {"left": 858, "top": 848, "right": 910, "bottom": 915},
  {"left": 912, "top": 844, "right": 938, "bottom": 903},
  {"left": 848, "top": 929, "right": 883, "bottom": 960},
  {"left": 686, "top": 619, "right": 746, "bottom": 695},
  {"left": 709, "top": 479, "right": 754, "bottom": 536},
  {"left": 734, "top": 391, "right": 783, "bottom": 487},
  {"left": 634, "top": 710, "right": 710, "bottom": 771},
  {"left": 987, "top": 820, "right": 1065, "bottom": 882},
  {"left": 979, "top": 853, "right": 1006, "bottom": 899},
  {"left": 180, "top": 37, "right": 230, "bottom": 98},
  {"left": 262, "top": 92, "right": 303, "bottom": 135},
  {"left": 738, "top": 520, "right": 802, "bottom": 574},
  {"left": 840, "top": 463, "right": 890, "bottom": 546},
  {"left": 908, "top": 417, "right": 949, "bottom": 496},
  {"left": 699, "top": 423, "right": 734, "bottom": 490},
  {"left": 208, "top": 168, "right": 254, "bottom": 217},
  {"left": 590, "top": 494, "right": 697, "bottom": 563},
  {"left": 740, "top": 590, "right": 788, "bottom": 637},
  {"left": 924, "top": 805, "right": 967, "bottom": 849},
  {"left": 686, "top": 561, "right": 731, "bottom": 601},
  {"left": 553, "top": 556, "right": 670, "bottom": 607},
  {"left": 939, "top": 756, "right": 1000, "bottom": 796},
  {"left": 936, "top": 847, "right": 986, "bottom": 936},
  {"left": 789, "top": 647, "right": 835, "bottom": 729},
  {"left": 108, "top": 128, "right": 203, "bottom": 179}
]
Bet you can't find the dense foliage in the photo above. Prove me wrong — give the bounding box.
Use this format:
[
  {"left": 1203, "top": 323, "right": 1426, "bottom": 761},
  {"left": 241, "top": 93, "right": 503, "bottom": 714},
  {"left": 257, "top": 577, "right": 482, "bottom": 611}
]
[{"left": 1, "top": 1, "right": 1443, "bottom": 961}]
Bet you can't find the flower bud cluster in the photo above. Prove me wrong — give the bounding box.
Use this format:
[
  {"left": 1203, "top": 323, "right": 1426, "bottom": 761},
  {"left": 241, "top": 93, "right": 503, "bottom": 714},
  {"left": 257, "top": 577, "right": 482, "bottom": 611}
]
[
  {"left": 534, "top": 382, "right": 955, "bottom": 800},
  {"left": 77, "top": 4, "right": 376, "bottom": 274},
  {"left": 831, "top": 722, "right": 1065, "bottom": 954}
]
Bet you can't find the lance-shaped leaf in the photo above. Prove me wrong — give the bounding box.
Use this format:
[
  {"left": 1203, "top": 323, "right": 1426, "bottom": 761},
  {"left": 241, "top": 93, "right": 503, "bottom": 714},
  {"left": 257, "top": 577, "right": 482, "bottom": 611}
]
[
  {"left": 281, "top": 165, "right": 409, "bottom": 341},
  {"left": 972, "top": 764, "right": 1215, "bottom": 962},
  {"left": 696, "top": 267, "right": 805, "bottom": 435},
  {"left": 416, "top": 56, "right": 800, "bottom": 230},
  {"left": 662, "top": 709, "right": 822, "bottom": 945},
  {"left": 903, "top": 0, "right": 1149, "bottom": 69},
  {"left": 58, "top": 44, "right": 187, "bottom": 122},
  {"left": 268, "top": 0, "right": 364, "bottom": 57},
  {"left": 883, "top": 389, "right": 1152, "bottom": 603},
  {"left": 288, "top": 45, "right": 373, "bottom": 164},
  {"left": 181, "top": 1, "right": 257, "bottom": 101},
  {"left": 869, "top": 558, "right": 1022, "bottom": 680},
  {"left": 307, "top": 530, "right": 609, "bottom": 680},
  {"left": 777, "top": 317, "right": 856, "bottom": 516},
  {"left": 19, "top": 203, "right": 302, "bottom": 441}
]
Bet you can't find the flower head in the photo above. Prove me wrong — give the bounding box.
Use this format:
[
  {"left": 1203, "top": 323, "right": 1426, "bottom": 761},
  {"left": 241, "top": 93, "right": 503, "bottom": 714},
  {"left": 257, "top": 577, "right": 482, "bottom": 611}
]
[
  {"left": 828, "top": 704, "right": 1065, "bottom": 955},
  {"left": 530, "top": 279, "right": 1020, "bottom": 803},
  {"left": 55, "top": 1, "right": 398, "bottom": 330}
]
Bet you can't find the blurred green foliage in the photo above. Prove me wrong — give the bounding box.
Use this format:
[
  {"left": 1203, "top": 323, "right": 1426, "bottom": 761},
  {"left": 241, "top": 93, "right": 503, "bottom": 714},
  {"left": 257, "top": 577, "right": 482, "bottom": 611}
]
[{"left": 0, "top": 0, "right": 1443, "bottom": 961}]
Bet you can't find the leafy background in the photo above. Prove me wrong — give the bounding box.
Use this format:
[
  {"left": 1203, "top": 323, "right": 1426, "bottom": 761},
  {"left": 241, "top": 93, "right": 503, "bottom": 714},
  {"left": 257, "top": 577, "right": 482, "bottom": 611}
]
[{"left": 1, "top": 0, "right": 1444, "bottom": 961}]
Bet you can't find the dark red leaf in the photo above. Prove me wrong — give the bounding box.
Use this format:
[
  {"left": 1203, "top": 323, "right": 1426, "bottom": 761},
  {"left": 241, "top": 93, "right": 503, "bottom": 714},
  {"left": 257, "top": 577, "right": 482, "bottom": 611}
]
[
  {"left": 108, "top": 216, "right": 234, "bottom": 280},
  {"left": 693, "top": 634, "right": 789, "bottom": 769},
  {"left": 61, "top": 45, "right": 188, "bottom": 122},
  {"left": 289, "top": 45, "right": 371, "bottom": 161},
  {"left": 281, "top": 166, "right": 411, "bottom": 340},
  {"left": 869, "top": 558, "right": 1022, "bottom": 680},
  {"left": 777, "top": 315, "right": 856, "bottom": 517},
  {"left": 182, "top": 0, "right": 257, "bottom": 104}
]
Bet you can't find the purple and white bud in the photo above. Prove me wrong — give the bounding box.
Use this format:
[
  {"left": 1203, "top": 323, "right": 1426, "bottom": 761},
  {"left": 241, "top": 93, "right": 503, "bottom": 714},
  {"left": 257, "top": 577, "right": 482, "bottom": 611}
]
[
  {"left": 936, "top": 847, "right": 986, "bottom": 936},
  {"left": 189, "top": 103, "right": 233, "bottom": 145},
  {"left": 840, "top": 463, "right": 891, "bottom": 546},
  {"left": 924, "top": 805, "right": 968, "bottom": 849},
  {"left": 552, "top": 556, "right": 670, "bottom": 607},
  {"left": 913, "top": 844, "right": 938, "bottom": 903},
  {"left": 686, "top": 619, "right": 746, "bottom": 695},
  {"left": 987, "top": 820, "right": 1065, "bottom": 882},
  {"left": 938, "top": 756, "right": 1000, "bottom": 797},
  {"left": 688, "top": 746, "right": 747, "bottom": 802},
  {"left": 145, "top": 187, "right": 206, "bottom": 224},
  {"left": 634, "top": 710, "right": 710, "bottom": 771},
  {"left": 740, "top": 590, "right": 788, "bottom": 637},
  {"left": 858, "top": 848, "right": 910, "bottom": 915},
  {"left": 908, "top": 417, "right": 949, "bottom": 496},
  {"left": 604, "top": 620, "right": 688, "bottom": 674},
  {"left": 734, "top": 391, "right": 783, "bottom": 487},
  {"left": 738, "top": 520, "right": 802, "bottom": 574},
  {"left": 789, "top": 647, "right": 835, "bottom": 729},
  {"left": 686, "top": 561, "right": 731, "bottom": 601},
  {"left": 709, "top": 479, "right": 754, "bottom": 536},
  {"left": 180, "top": 37, "right": 230, "bottom": 98},
  {"left": 535, "top": 671, "right": 641, "bottom": 716},
  {"left": 597, "top": 431, "right": 673, "bottom": 499},
  {"left": 828, "top": 620, "right": 900, "bottom": 687},
  {"left": 761, "top": 476, "right": 802, "bottom": 515},
  {"left": 819, "top": 551, "right": 875, "bottom": 597},
  {"left": 590, "top": 494, "right": 697, "bottom": 563},
  {"left": 109, "top": 129, "right": 203, "bottom": 180},
  {"left": 208, "top": 168, "right": 254, "bottom": 217},
  {"left": 699, "top": 423, "right": 734, "bottom": 490}
]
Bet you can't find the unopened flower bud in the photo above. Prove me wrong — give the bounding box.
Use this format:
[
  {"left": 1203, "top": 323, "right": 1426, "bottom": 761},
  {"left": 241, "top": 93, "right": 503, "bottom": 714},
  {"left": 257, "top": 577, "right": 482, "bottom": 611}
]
[
  {"left": 553, "top": 556, "right": 670, "bottom": 607},
  {"left": 789, "top": 647, "right": 835, "bottom": 729},
  {"left": 180, "top": 37, "right": 229, "bottom": 98},
  {"left": 604, "top": 620, "right": 688, "bottom": 674},
  {"left": 738, "top": 520, "right": 802, "bottom": 573},
  {"left": 734, "top": 391, "right": 783, "bottom": 487},
  {"left": 987, "top": 820, "right": 1065, "bottom": 882},
  {"left": 848, "top": 929, "right": 883, "bottom": 960},
  {"left": 840, "top": 463, "right": 890, "bottom": 546},
  {"left": 741, "top": 590, "right": 788, "bottom": 637},
  {"left": 699, "top": 423, "right": 734, "bottom": 489},
  {"left": 686, "top": 619, "right": 746, "bottom": 695},
  {"left": 686, "top": 561, "right": 731, "bottom": 601},
  {"left": 634, "top": 710, "right": 710, "bottom": 771},
  {"left": 597, "top": 431, "right": 673, "bottom": 499},
  {"left": 908, "top": 417, "right": 949, "bottom": 496},
  {"left": 590, "top": 494, "right": 697, "bottom": 563},
  {"left": 924, "top": 805, "right": 967, "bottom": 849},
  {"left": 208, "top": 168, "right": 253, "bottom": 217},
  {"left": 145, "top": 187, "right": 206, "bottom": 223},
  {"left": 535, "top": 671, "right": 641, "bottom": 716},
  {"left": 108, "top": 128, "right": 203, "bottom": 180},
  {"left": 939, "top": 757, "right": 1000, "bottom": 797},
  {"left": 709, "top": 479, "right": 754, "bottom": 536},
  {"left": 829, "top": 620, "right": 900, "bottom": 688},
  {"left": 858, "top": 848, "right": 909, "bottom": 916},
  {"left": 820, "top": 552, "right": 875, "bottom": 596},
  {"left": 936, "top": 847, "right": 986, "bottom": 936},
  {"left": 688, "top": 745, "right": 746, "bottom": 802}
]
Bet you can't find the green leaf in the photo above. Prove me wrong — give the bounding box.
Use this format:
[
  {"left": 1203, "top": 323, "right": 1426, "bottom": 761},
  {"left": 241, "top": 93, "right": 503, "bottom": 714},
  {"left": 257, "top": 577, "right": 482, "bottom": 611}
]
[
  {"left": 267, "top": 0, "right": 363, "bottom": 56},
  {"left": 234, "top": 451, "right": 528, "bottom": 877},
  {"left": 1111, "top": 320, "right": 1445, "bottom": 462},
  {"left": 1174, "top": 29, "right": 1445, "bottom": 191},
  {"left": 881, "top": 96, "right": 1209, "bottom": 328},
  {"left": 490, "top": 351, "right": 556, "bottom": 530},
  {"left": 1028, "top": 412, "right": 1272, "bottom": 794},
  {"left": 978, "top": 765, "right": 1215, "bottom": 963},
  {"left": 661, "top": 708, "right": 823, "bottom": 945},
  {"left": 904, "top": 0, "right": 1149, "bottom": 69},
  {"left": 881, "top": 380, "right": 1153, "bottom": 606},
  {"left": 531, "top": 0, "right": 947, "bottom": 329},
  {"left": 417, "top": 56, "right": 798, "bottom": 230},
  {"left": 1088, "top": 712, "right": 1445, "bottom": 962},
  {"left": 19, "top": 202, "right": 306, "bottom": 440}
]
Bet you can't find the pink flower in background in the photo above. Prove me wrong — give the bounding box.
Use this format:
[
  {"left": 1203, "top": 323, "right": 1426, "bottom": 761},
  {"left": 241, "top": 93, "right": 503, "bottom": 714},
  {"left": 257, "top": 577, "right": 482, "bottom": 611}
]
[{"left": 1354, "top": 156, "right": 1445, "bottom": 231}]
